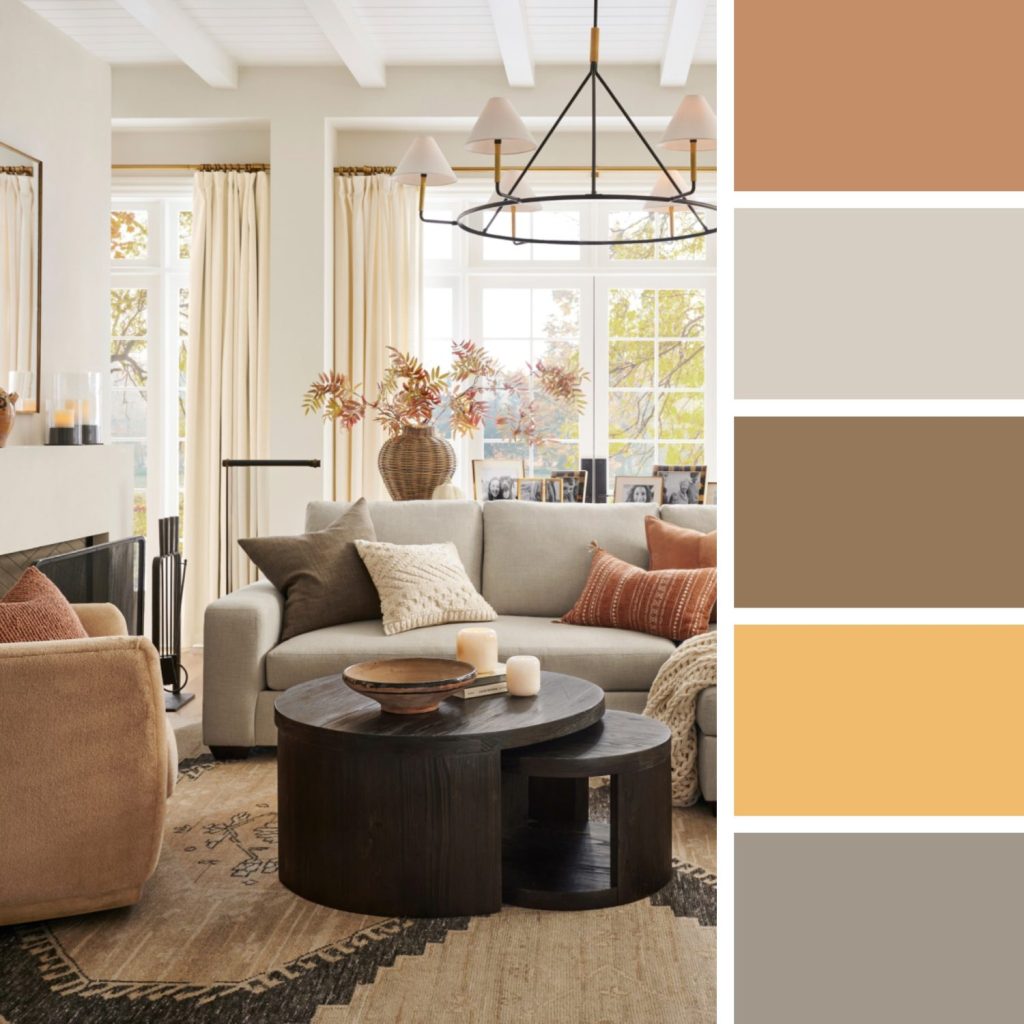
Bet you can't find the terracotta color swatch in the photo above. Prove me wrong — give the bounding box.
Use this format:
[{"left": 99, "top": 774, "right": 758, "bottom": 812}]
[
  {"left": 736, "top": 0, "right": 1024, "bottom": 189},
  {"left": 736, "top": 834, "right": 1024, "bottom": 1022},
  {"left": 735, "top": 418, "right": 1024, "bottom": 607},
  {"left": 736, "top": 625, "right": 1024, "bottom": 814},
  {"left": 736, "top": 210, "right": 1024, "bottom": 399}
]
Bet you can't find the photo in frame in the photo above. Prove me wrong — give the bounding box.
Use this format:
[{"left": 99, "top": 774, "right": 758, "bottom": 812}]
[
  {"left": 654, "top": 464, "right": 708, "bottom": 505},
  {"left": 613, "top": 476, "right": 664, "bottom": 504},
  {"left": 552, "top": 470, "right": 588, "bottom": 504},
  {"left": 473, "top": 458, "right": 525, "bottom": 501},
  {"left": 517, "top": 477, "right": 563, "bottom": 502}
]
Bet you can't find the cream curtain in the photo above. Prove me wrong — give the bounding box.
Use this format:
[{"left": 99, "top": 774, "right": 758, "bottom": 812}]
[
  {"left": 333, "top": 173, "right": 421, "bottom": 500},
  {"left": 0, "top": 174, "right": 37, "bottom": 384},
  {"left": 184, "top": 170, "right": 270, "bottom": 645}
]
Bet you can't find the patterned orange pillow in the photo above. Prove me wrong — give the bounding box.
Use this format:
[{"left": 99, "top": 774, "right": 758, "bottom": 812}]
[
  {"left": 560, "top": 545, "right": 717, "bottom": 642},
  {"left": 0, "top": 567, "right": 88, "bottom": 643}
]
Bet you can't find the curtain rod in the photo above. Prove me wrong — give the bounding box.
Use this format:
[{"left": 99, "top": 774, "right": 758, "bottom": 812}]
[
  {"left": 111, "top": 163, "right": 269, "bottom": 171},
  {"left": 0, "top": 166, "right": 34, "bottom": 175},
  {"left": 333, "top": 163, "right": 717, "bottom": 175}
]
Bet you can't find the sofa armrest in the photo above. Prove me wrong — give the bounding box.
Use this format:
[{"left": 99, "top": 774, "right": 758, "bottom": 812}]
[
  {"left": 0, "top": 636, "right": 168, "bottom": 923},
  {"left": 73, "top": 602, "right": 129, "bottom": 638},
  {"left": 202, "top": 581, "right": 284, "bottom": 748}
]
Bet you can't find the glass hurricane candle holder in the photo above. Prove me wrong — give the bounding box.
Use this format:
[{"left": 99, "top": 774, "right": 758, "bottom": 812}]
[
  {"left": 45, "top": 372, "right": 103, "bottom": 445},
  {"left": 7, "top": 370, "right": 36, "bottom": 414}
]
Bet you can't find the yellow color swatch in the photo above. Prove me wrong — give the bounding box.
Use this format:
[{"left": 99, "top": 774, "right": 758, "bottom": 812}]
[{"left": 735, "top": 626, "right": 1024, "bottom": 815}]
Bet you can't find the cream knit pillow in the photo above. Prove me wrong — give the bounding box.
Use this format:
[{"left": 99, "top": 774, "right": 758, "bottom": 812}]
[{"left": 354, "top": 540, "right": 497, "bottom": 636}]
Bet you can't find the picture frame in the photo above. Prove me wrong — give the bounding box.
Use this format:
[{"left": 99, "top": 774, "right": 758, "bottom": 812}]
[
  {"left": 654, "top": 464, "right": 708, "bottom": 506},
  {"left": 551, "top": 470, "right": 588, "bottom": 504},
  {"left": 516, "top": 477, "right": 563, "bottom": 502},
  {"left": 473, "top": 458, "right": 525, "bottom": 501},
  {"left": 613, "top": 476, "right": 664, "bottom": 505},
  {"left": 704, "top": 481, "right": 717, "bottom": 506}
]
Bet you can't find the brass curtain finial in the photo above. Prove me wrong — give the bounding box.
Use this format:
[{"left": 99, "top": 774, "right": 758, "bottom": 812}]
[{"left": 0, "top": 166, "right": 34, "bottom": 176}]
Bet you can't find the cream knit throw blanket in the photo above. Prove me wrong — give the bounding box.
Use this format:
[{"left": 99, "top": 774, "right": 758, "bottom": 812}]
[{"left": 643, "top": 630, "right": 717, "bottom": 807}]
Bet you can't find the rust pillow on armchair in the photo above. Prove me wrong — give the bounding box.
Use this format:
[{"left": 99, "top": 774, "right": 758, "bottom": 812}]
[
  {"left": 0, "top": 567, "right": 88, "bottom": 643},
  {"left": 560, "top": 544, "right": 716, "bottom": 642}
]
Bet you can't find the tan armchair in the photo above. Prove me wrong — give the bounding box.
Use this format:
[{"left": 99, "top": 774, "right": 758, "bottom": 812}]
[{"left": 0, "top": 604, "right": 176, "bottom": 926}]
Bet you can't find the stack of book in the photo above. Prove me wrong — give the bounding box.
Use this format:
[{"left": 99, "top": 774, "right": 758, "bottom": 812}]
[{"left": 452, "top": 664, "right": 508, "bottom": 700}]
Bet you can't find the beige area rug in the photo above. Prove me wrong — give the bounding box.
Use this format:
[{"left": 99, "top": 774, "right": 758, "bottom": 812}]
[{"left": 0, "top": 755, "right": 715, "bottom": 1024}]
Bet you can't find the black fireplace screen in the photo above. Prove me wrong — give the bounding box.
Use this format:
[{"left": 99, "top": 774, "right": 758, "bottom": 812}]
[{"left": 35, "top": 537, "right": 145, "bottom": 636}]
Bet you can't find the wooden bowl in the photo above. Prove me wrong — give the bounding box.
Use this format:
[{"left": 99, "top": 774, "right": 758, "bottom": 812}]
[{"left": 342, "top": 658, "right": 478, "bottom": 714}]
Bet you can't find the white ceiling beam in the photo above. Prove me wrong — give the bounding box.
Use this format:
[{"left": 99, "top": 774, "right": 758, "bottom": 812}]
[
  {"left": 113, "top": 0, "right": 237, "bottom": 88},
  {"left": 486, "top": 0, "right": 534, "bottom": 87},
  {"left": 661, "top": 0, "right": 709, "bottom": 87},
  {"left": 302, "top": 0, "right": 386, "bottom": 88}
]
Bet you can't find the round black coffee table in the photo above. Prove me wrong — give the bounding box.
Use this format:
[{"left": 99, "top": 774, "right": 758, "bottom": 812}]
[{"left": 274, "top": 671, "right": 604, "bottom": 917}]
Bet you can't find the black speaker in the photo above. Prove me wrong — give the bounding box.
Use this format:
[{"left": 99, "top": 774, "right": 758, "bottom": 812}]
[{"left": 581, "top": 458, "right": 607, "bottom": 503}]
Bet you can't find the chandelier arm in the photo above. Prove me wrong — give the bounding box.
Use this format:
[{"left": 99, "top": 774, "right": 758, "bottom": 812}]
[
  {"left": 683, "top": 201, "right": 709, "bottom": 232},
  {"left": 487, "top": 67, "right": 596, "bottom": 232},
  {"left": 418, "top": 213, "right": 459, "bottom": 226},
  {"left": 595, "top": 69, "right": 696, "bottom": 199}
]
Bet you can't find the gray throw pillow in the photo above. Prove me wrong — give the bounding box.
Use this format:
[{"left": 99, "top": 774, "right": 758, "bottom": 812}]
[{"left": 238, "top": 498, "right": 379, "bottom": 640}]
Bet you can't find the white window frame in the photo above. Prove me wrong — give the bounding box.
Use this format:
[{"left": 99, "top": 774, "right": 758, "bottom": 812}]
[{"left": 109, "top": 191, "right": 191, "bottom": 556}]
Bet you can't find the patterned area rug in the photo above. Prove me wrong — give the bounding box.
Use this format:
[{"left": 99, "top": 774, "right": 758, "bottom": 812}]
[{"left": 0, "top": 755, "right": 716, "bottom": 1024}]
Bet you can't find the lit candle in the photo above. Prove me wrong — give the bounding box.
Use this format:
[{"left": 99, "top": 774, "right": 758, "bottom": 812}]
[
  {"left": 54, "top": 409, "right": 75, "bottom": 428},
  {"left": 507, "top": 655, "right": 541, "bottom": 697},
  {"left": 80, "top": 399, "right": 93, "bottom": 423},
  {"left": 456, "top": 627, "right": 498, "bottom": 675}
]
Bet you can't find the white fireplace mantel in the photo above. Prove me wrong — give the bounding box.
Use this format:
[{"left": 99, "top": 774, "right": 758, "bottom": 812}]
[{"left": 0, "top": 445, "right": 134, "bottom": 556}]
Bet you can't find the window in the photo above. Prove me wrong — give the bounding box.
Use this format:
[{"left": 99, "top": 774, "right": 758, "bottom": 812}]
[
  {"left": 423, "top": 182, "right": 716, "bottom": 497},
  {"left": 110, "top": 195, "right": 191, "bottom": 550}
]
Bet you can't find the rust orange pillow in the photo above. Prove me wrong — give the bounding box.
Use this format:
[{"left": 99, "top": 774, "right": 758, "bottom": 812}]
[
  {"left": 0, "top": 567, "right": 88, "bottom": 643},
  {"left": 560, "top": 545, "right": 716, "bottom": 642},
  {"left": 645, "top": 515, "right": 717, "bottom": 570}
]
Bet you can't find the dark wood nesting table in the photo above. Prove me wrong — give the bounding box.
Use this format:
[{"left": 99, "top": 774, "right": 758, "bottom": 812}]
[{"left": 274, "top": 671, "right": 670, "bottom": 918}]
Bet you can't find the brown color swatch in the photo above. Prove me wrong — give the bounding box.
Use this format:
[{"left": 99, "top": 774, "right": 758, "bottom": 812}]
[
  {"left": 736, "top": 0, "right": 1024, "bottom": 190},
  {"left": 736, "top": 835, "right": 1024, "bottom": 1024},
  {"left": 736, "top": 418, "right": 1024, "bottom": 606}
]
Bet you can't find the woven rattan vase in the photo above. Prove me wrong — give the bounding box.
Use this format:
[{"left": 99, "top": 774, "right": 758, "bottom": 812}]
[{"left": 378, "top": 424, "right": 456, "bottom": 500}]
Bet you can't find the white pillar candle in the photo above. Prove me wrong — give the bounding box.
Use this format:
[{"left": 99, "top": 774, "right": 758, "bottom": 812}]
[
  {"left": 456, "top": 627, "right": 498, "bottom": 675},
  {"left": 506, "top": 655, "right": 541, "bottom": 697}
]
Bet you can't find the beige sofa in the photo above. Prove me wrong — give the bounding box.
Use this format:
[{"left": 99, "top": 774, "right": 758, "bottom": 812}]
[
  {"left": 204, "top": 499, "right": 718, "bottom": 800},
  {"left": 0, "top": 605, "right": 176, "bottom": 925}
]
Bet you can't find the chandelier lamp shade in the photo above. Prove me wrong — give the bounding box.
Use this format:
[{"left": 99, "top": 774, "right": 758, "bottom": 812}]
[{"left": 391, "top": 0, "right": 716, "bottom": 247}]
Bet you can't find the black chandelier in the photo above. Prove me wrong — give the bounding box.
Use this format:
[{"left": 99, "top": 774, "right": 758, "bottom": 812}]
[{"left": 392, "top": 0, "right": 717, "bottom": 247}]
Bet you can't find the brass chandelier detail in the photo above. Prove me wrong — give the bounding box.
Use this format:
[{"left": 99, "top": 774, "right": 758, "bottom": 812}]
[{"left": 392, "top": 0, "right": 717, "bottom": 246}]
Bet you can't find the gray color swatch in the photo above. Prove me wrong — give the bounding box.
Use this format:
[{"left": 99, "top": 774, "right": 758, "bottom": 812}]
[
  {"left": 736, "top": 834, "right": 1024, "bottom": 1023},
  {"left": 736, "top": 209, "right": 1024, "bottom": 398}
]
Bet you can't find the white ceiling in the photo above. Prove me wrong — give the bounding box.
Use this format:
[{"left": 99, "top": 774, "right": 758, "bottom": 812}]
[{"left": 21, "top": 0, "right": 715, "bottom": 83}]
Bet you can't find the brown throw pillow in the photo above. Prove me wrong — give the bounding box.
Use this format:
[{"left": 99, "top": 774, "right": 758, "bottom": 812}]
[
  {"left": 645, "top": 515, "right": 717, "bottom": 570},
  {"left": 0, "top": 567, "right": 89, "bottom": 643},
  {"left": 560, "top": 545, "right": 716, "bottom": 642},
  {"left": 238, "top": 498, "right": 379, "bottom": 641}
]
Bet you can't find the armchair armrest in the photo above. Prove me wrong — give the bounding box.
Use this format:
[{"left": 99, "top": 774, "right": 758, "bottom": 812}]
[
  {"left": 202, "top": 581, "right": 284, "bottom": 748},
  {"left": 72, "top": 602, "right": 129, "bottom": 638},
  {"left": 0, "top": 636, "right": 168, "bottom": 924}
]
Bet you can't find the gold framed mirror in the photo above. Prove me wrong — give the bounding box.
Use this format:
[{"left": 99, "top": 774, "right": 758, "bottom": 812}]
[{"left": 0, "top": 140, "right": 42, "bottom": 414}]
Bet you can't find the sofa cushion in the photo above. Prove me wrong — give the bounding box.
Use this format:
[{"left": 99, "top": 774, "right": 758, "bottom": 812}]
[
  {"left": 238, "top": 498, "right": 379, "bottom": 640},
  {"left": 265, "top": 614, "right": 676, "bottom": 693},
  {"left": 645, "top": 515, "right": 717, "bottom": 570},
  {"left": 354, "top": 539, "right": 496, "bottom": 636},
  {"left": 482, "top": 501, "right": 657, "bottom": 617},
  {"left": 306, "top": 500, "right": 484, "bottom": 590},
  {"left": 696, "top": 686, "right": 717, "bottom": 736},
  {"left": 658, "top": 504, "right": 718, "bottom": 533}
]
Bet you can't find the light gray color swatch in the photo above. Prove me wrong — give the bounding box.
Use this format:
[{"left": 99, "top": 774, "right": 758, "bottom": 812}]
[
  {"left": 736, "top": 209, "right": 1024, "bottom": 398},
  {"left": 736, "top": 834, "right": 1024, "bottom": 1023}
]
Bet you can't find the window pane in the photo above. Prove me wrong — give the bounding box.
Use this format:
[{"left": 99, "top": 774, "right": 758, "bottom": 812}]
[
  {"left": 610, "top": 340, "right": 655, "bottom": 388},
  {"left": 178, "top": 288, "right": 189, "bottom": 388},
  {"left": 608, "top": 288, "right": 655, "bottom": 338},
  {"left": 609, "top": 442, "right": 656, "bottom": 479},
  {"left": 178, "top": 210, "right": 192, "bottom": 260},
  {"left": 483, "top": 288, "right": 530, "bottom": 337},
  {"left": 133, "top": 489, "right": 147, "bottom": 538},
  {"left": 533, "top": 441, "right": 578, "bottom": 473},
  {"left": 608, "top": 210, "right": 706, "bottom": 261},
  {"left": 532, "top": 211, "right": 580, "bottom": 261},
  {"left": 659, "top": 288, "right": 705, "bottom": 339},
  {"left": 111, "top": 287, "right": 148, "bottom": 339},
  {"left": 533, "top": 287, "right": 579, "bottom": 339},
  {"left": 659, "top": 340, "right": 704, "bottom": 388},
  {"left": 659, "top": 392, "right": 704, "bottom": 438},
  {"left": 482, "top": 211, "right": 531, "bottom": 261},
  {"left": 111, "top": 210, "right": 149, "bottom": 260},
  {"left": 483, "top": 440, "right": 529, "bottom": 464},
  {"left": 609, "top": 390, "right": 655, "bottom": 440},
  {"left": 659, "top": 443, "right": 705, "bottom": 466},
  {"left": 110, "top": 388, "right": 148, "bottom": 436}
]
